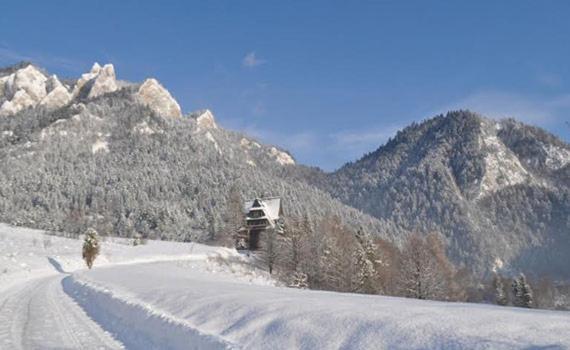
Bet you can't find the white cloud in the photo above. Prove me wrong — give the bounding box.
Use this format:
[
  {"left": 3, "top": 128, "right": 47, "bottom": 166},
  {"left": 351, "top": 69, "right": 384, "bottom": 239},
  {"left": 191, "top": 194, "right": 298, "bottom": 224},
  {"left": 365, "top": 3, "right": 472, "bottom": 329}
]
[{"left": 242, "top": 51, "right": 266, "bottom": 68}]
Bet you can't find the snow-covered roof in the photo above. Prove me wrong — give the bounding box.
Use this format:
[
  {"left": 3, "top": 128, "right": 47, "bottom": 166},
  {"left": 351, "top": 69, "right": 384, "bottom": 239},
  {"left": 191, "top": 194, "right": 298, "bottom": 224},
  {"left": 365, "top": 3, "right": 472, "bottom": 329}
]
[{"left": 244, "top": 197, "right": 281, "bottom": 221}]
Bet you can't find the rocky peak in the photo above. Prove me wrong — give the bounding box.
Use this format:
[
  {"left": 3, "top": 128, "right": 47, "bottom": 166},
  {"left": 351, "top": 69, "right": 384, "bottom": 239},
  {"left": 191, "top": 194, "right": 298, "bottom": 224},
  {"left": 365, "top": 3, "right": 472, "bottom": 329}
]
[
  {"left": 39, "top": 74, "right": 72, "bottom": 110},
  {"left": 136, "top": 78, "right": 182, "bottom": 119},
  {"left": 8, "top": 65, "right": 48, "bottom": 101},
  {"left": 0, "top": 64, "right": 51, "bottom": 116},
  {"left": 73, "top": 63, "right": 118, "bottom": 99},
  {"left": 192, "top": 109, "right": 217, "bottom": 130},
  {"left": 269, "top": 147, "right": 295, "bottom": 165}
]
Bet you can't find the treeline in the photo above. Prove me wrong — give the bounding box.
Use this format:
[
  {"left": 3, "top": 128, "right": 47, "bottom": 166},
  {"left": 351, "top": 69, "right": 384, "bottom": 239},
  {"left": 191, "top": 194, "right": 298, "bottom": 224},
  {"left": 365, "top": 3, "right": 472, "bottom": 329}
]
[
  {"left": 247, "top": 214, "right": 469, "bottom": 302},
  {"left": 234, "top": 213, "right": 570, "bottom": 310}
]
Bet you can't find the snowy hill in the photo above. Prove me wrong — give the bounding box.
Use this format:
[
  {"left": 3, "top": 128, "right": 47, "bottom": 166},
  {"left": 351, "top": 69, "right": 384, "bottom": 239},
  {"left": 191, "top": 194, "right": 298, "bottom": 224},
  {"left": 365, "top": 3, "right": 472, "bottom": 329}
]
[
  {"left": 309, "top": 111, "right": 570, "bottom": 277},
  {"left": 0, "top": 62, "right": 398, "bottom": 244},
  {"left": 1, "top": 224, "right": 569, "bottom": 349}
]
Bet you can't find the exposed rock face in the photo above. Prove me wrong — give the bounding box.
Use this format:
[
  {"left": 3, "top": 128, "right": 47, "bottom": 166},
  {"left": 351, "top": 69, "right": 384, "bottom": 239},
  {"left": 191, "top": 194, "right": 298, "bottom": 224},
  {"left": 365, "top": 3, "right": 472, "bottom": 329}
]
[
  {"left": 72, "top": 63, "right": 101, "bottom": 97},
  {"left": 73, "top": 63, "right": 118, "bottom": 99},
  {"left": 39, "top": 75, "right": 72, "bottom": 109},
  {"left": 88, "top": 64, "right": 118, "bottom": 98},
  {"left": 0, "top": 65, "right": 48, "bottom": 116},
  {"left": 136, "top": 78, "right": 181, "bottom": 119},
  {"left": 0, "top": 66, "right": 73, "bottom": 116},
  {"left": 193, "top": 109, "right": 217, "bottom": 130},
  {"left": 478, "top": 120, "right": 533, "bottom": 197},
  {"left": 7, "top": 65, "right": 48, "bottom": 101},
  {"left": 0, "top": 90, "right": 37, "bottom": 116},
  {"left": 1, "top": 62, "right": 178, "bottom": 117},
  {"left": 269, "top": 147, "right": 295, "bottom": 165}
]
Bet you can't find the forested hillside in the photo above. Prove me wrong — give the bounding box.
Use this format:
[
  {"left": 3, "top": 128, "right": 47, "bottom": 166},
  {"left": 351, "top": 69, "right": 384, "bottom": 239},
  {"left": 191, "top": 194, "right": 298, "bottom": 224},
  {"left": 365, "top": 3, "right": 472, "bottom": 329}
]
[
  {"left": 306, "top": 111, "right": 570, "bottom": 277},
  {"left": 0, "top": 63, "right": 399, "bottom": 243}
]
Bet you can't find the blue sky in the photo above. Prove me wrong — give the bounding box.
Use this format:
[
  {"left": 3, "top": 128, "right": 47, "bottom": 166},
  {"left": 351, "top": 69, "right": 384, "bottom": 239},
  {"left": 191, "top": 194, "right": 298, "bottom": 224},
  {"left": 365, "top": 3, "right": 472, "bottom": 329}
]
[{"left": 1, "top": 1, "right": 569, "bottom": 170}]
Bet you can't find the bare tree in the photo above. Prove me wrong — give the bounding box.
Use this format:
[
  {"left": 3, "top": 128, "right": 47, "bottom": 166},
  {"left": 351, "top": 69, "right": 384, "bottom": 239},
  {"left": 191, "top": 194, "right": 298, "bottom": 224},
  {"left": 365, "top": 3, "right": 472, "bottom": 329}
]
[
  {"left": 261, "top": 227, "right": 278, "bottom": 274},
  {"left": 397, "top": 233, "right": 459, "bottom": 301},
  {"left": 221, "top": 185, "right": 245, "bottom": 247}
]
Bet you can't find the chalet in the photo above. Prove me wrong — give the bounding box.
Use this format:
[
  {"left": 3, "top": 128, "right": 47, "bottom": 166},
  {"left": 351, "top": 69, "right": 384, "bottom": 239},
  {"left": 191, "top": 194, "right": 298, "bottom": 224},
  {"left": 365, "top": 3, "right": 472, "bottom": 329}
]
[{"left": 239, "top": 197, "right": 283, "bottom": 250}]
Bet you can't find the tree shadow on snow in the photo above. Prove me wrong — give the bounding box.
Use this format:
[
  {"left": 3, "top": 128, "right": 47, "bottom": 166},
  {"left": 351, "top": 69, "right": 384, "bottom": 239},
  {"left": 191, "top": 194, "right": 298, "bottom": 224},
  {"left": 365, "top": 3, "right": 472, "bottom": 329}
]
[{"left": 47, "top": 256, "right": 67, "bottom": 274}]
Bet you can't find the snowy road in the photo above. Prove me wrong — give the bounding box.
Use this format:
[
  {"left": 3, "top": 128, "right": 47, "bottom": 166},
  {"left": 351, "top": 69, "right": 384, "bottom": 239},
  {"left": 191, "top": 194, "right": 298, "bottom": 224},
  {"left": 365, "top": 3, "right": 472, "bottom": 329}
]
[
  {"left": 2, "top": 224, "right": 570, "bottom": 349},
  {"left": 0, "top": 273, "right": 122, "bottom": 350}
]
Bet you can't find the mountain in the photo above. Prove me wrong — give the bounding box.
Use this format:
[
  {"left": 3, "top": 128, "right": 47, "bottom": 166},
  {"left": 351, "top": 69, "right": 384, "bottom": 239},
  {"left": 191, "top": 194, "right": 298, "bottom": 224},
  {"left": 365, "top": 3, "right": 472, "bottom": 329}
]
[
  {"left": 0, "top": 62, "right": 398, "bottom": 242},
  {"left": 307, "top": 111, "right": 570, "bottom": 277},
  {"left": 1, "top": 62, "right": 568, "bottom": 279}
]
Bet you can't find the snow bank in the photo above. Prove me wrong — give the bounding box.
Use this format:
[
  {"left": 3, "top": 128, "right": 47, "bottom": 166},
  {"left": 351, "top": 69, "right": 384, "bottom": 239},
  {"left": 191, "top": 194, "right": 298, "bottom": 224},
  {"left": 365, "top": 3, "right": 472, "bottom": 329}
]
[
  {"left": 72, "top": 262, "right": 570, "bottom": 350},
  {"left": 63, "top": 276, "right": 236, "bottom": 349}
]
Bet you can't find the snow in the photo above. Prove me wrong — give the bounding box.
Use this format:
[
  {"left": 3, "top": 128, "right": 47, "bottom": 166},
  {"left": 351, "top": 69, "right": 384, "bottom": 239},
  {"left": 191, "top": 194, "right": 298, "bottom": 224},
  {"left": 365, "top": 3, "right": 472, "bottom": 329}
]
[
  {"left": 133, "top": 121, "right": 156, "bottom": 135},
  {"left": 2, "top": 223, "right": 569, "bottom": 349},
  {"left": 492, "top": 257, "right": 504, "bottom": 273},
  {"left": 244, "top": 197, "right": 281, "bottom": 222},
  {"left": 544, "top": 144, "right": 570, "bottom": 170},
  {"left": 73, "top": 262, "right": 570, "bottom": 349},
  {"left": 478, "top": 122, "right": 531, "bottom": 197}
]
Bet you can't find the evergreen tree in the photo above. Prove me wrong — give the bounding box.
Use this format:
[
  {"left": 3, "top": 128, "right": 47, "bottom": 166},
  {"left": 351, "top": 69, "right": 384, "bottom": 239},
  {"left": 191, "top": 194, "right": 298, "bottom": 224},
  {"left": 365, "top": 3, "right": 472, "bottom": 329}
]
[
  {"left": 289, "top": 271, "right": 309, "bottom": 289},
  {"left": 493, "top": 273, "right": 508, "bottom": 306},
  {"left": 512, "top": 273, "right": 534, "bottom": 308},
  {"left": 353, "top": 228, "right": 378, "bottom": 294},
  {"left": 82, "top": 228, "right": 100, "bottom": 269},
  {"left": 353, "top": 246, "right": 376, "bottom": 294}
]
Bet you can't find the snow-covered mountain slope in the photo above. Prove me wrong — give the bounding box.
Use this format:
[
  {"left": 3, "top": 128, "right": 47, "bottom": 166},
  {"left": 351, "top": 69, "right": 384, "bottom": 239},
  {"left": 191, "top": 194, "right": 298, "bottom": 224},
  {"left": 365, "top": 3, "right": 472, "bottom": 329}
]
[
  {"left": 307, "top": 110, "right": 570, "bottom": 277},
  {"left": 0, "top": 62, "right": 398, "bottom": 244},
  {"left": 2, "top": 224, "right": 569, "bottom": 350},
  {"left": 2, "top": 61, "right": 569, "bottom": 280}
]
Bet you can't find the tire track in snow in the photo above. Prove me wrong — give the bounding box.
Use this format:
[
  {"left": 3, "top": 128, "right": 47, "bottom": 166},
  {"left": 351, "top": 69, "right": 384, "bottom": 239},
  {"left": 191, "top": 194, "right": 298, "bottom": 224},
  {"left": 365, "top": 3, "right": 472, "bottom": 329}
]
[{"left": 0, "top": 275, "right": 123, "bottom": 349}]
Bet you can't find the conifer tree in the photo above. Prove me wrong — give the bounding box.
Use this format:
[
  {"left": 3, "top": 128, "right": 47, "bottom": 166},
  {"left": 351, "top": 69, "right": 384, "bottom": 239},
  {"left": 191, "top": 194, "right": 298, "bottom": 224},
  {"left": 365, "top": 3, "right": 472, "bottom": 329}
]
[
  {"left": 513, "top": 273, "right": 534, "bottom": 308},
  {"left": 353, "top": 227, "right": 378, "bottom": 294},
  {"left": 493, "top": 273, "right": 508, "bottom": 306},
  {"left": 289, "top": 271, "right": 309, "bottom": 289},
  {"left": 82, "top": 228, "right": 100, "bottom": 269}
]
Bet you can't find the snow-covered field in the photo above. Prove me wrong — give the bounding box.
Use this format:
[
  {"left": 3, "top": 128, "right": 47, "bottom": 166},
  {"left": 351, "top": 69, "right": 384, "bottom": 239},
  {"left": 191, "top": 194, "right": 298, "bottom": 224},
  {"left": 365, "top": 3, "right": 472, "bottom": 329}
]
[{"left": 1, "top": 223, "right": 570, "bottom": 349}]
